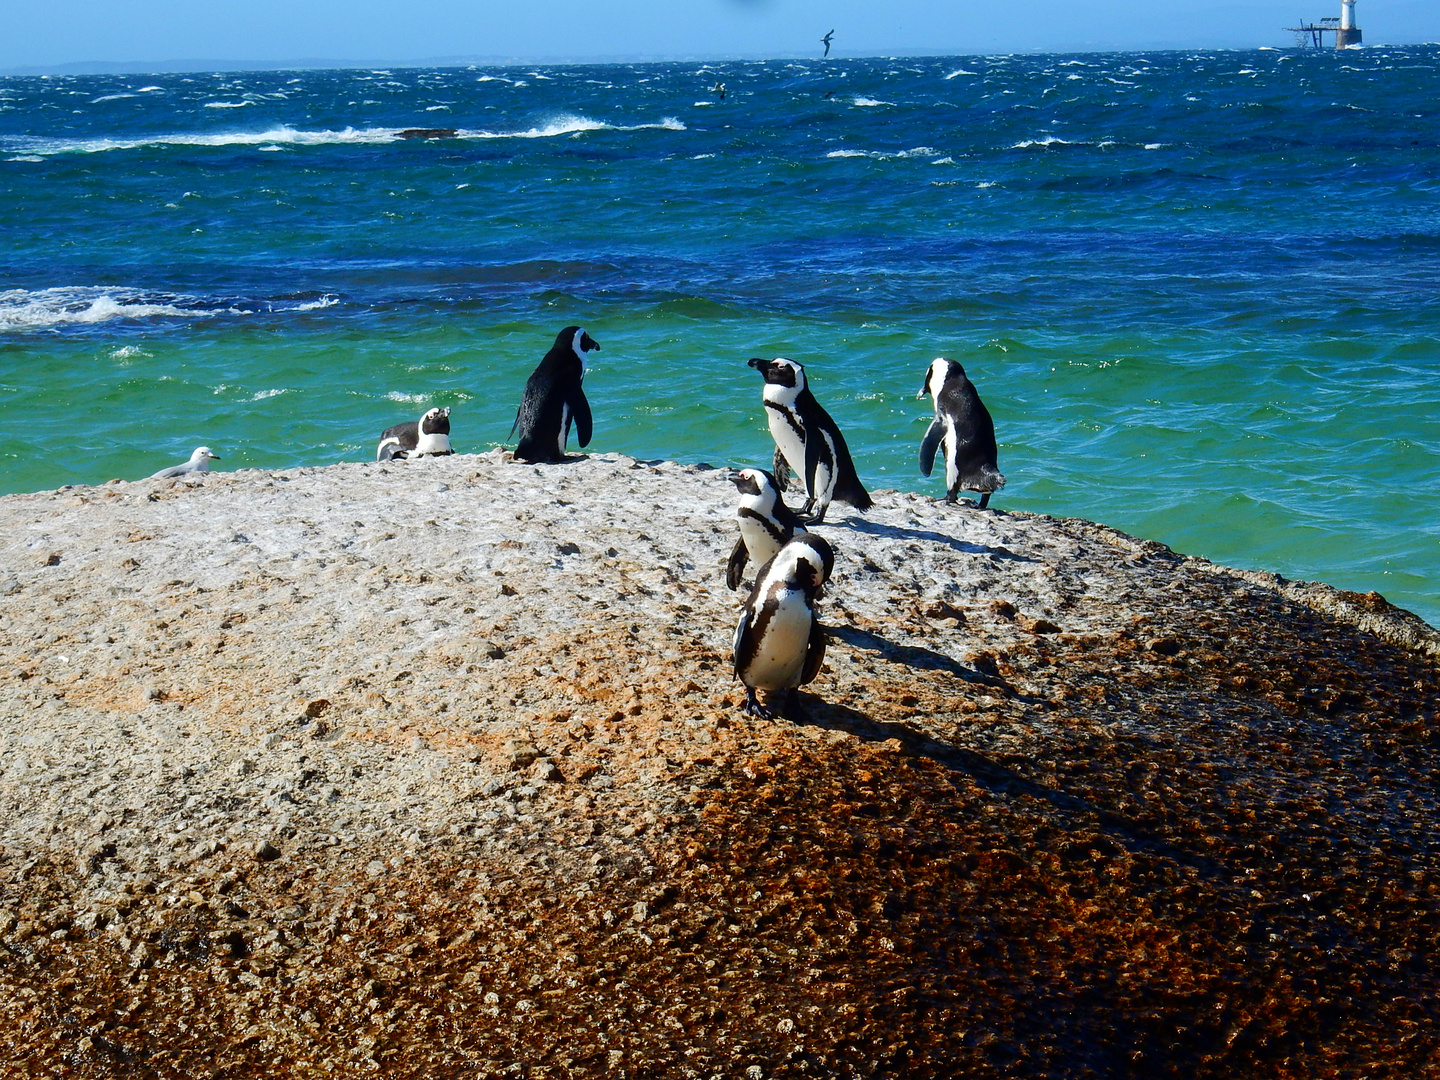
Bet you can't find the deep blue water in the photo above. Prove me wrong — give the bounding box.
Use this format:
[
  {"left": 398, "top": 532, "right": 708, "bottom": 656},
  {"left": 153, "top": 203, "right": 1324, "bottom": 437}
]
[{"left": 1, "top": 50, "right": 1437, "bottom": 624}]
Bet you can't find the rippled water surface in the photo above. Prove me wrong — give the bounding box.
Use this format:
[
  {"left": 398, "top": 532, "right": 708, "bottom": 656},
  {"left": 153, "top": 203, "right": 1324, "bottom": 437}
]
[{"left": 1, "top": 51, "right": 1437, "bottom": 623}]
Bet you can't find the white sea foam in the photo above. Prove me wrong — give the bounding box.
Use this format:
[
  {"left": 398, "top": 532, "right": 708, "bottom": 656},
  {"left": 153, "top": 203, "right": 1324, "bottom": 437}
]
[
  {"left": 91, "top": 93, "right": 137, "bottom": 103},
  {"left": 204, "top": 101, "right": 251, "bottom": 109},
  {"left": 6, "top": 155, "right": 44, "bottom": 163},
  {"left": 425, "top": 105, "right": 450, "bottom": 112},
  {"left": 385, "top": 391, "right": 428, "bottom": 403},
  {"left": 109, "top": 345, "right": 152, "bottom": 360},
  {"left": 137, "top": 86, "right": 164, "bottom": 92},
  {"left": 0, "top": 287, "right": 235, "bottom": 332},
  {"left": 1010, "top": 136, "right": 1077, "bottom": 149},
  {"left": 249, "top": 388, "right": 288, "bottom": 401},
  {"left": 852, "top": 96, "right": 893, "bottom": 107},
  {"left": 293, "top": 296, "right": 338, "bottom": 311},
  {"left": 944, "top": 70, "right": 979, "bottom": 79}
]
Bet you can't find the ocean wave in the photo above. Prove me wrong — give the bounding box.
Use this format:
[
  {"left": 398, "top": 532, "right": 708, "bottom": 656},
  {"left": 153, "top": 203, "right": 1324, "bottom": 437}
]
[
  {"left": 9, "top": 115, "right": 685, "bottom": 156},
  {"left": 0, "top": 288, "right": 240, "bottom": 332},
  {"left": 851, "top": 96, "right": 893, "bottom": 107},
  {"left": 944, "top": 70, "right": 979, "bottom": 79},
  {"left": 203, "top": 101, "right": 252, "bottom": 109},
  {"left": 293, "top": 296, "right": 339, "bottom": 311}
]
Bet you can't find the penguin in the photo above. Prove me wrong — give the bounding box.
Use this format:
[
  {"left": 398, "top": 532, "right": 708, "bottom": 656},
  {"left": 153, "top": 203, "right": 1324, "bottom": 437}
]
[
  {"left": 732, "top": 533, "right": 833, "bottom": 720},
  {"left": 726, "top": 467, "right": 813, "bottom": 591},
  {"left": 511, "top": 326, "right": 599, "bottom": 464},
  {"left": 748, "top": 356, "right": 872, "bottom": 525},
  {"left": 150, "top": 446, "right": 220, "bottom": 479},
  {"left": 376, "top": 406, "right": 452, "bottom": 462},
  {"left": 917, "top": 358, "right": 1006, "bottom": 508}
]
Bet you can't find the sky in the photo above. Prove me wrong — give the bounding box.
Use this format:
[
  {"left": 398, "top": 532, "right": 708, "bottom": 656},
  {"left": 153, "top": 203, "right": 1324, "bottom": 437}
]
[{"left": 4, "top": 0, "right": 1439, "bottom": 72}]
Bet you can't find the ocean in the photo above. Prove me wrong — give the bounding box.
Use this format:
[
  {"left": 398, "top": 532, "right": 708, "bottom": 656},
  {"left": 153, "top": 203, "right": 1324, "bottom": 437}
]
[{"left": 1, "top": 49, "right": 1436, "bottom": 625}]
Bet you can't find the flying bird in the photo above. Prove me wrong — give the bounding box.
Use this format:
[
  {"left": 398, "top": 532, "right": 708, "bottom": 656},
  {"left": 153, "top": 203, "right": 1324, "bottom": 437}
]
[{"left": 821, "top": 29, "right": 835, "bottom": 58}]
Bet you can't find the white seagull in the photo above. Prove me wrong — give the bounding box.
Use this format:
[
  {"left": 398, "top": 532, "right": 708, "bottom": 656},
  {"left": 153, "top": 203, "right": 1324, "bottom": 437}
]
[{"left": 150, "top": 446, "right": 221, "bottom": 479}]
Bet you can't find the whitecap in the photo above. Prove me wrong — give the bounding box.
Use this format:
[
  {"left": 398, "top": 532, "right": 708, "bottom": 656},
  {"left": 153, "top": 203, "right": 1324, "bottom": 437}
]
[
  {"left": 109, "top": 345, "right": 152, "bottom": 359},
  {"left": 826, "top": 149, "right": 869, "bottom": 158},
  {"left": 0, "top": 287, "right": 236, "bottom": 331},
  {"left": 852, "top": 96, "right": 893, "bottom": 107},
  {"left": 137, "top": 86, "right": 164, "bottom": 92},
  {"left": 425, "top": 105, "right": 451, "bottom": 111},
  {"left": 293, "top": 296, "right": 338, "bottom": 311},
  {"left": 250, "top": 388, "right": 288, "bottom": 401},
  {"left": 1010, "top": 136, "right": 1076, "bottom": 149},
  {"left": 91, "top": 93, "right": 137, "bottom": 103},
  {"left": 944, "top": 70, "right": 978, "bottom": 79},
  {"left": 1143, "top": 142, "right": 1165, "bottom": 150},
  {"left": 258, "top": 144, "right": 284, "bottom": 152},
  {"left": 203, "top": 101, "right": 251, "bottom": 109},
  {"left": 385, "top": 391, "right": 428, "bottom": 403},
  {"left": 6, "top": 155, "right": 44, "bottom": 163}
]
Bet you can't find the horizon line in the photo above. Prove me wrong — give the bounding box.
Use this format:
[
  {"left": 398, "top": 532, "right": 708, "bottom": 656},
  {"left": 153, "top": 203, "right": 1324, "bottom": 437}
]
[{"left": 4, "top": 40, "right": 1431, "bottom": 77}]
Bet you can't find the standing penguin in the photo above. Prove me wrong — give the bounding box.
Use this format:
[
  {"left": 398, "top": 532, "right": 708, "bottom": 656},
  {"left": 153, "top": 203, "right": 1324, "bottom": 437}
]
[
  {"left": 726, "top": 467, "right": 814, "bottom": 591},
  {"left": 747, "top": 357, "right": 872, "bottom": 525},
  {"left": 732, "top": 533, "right": 833, "bottom": 720},
  {"left": 376, "top": 406, "right": 452, "bottom": 461},
  {"left": 917, "top": 357, "right": 1006, "bottom": 508},
  {"left": 511, "top": 326, "right": 599, "bottom": 463}
]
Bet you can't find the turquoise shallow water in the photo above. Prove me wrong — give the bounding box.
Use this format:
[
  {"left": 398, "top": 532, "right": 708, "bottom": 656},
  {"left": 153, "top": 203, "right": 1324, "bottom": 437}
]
[{"left": 1, "top": 50, "right": 1437, "bottom": 625}]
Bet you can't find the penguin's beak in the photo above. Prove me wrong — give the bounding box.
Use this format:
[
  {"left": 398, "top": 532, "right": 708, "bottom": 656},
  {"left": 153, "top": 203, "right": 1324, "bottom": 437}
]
[
  {"left": 747, "top": 357, "right": 766, "bottom": 371},
  {"left": 727, "top": 471, "right": 745, "bottom": 489},
  {"left": 581, "top": 333, "right": 600, "bottom": 352}
]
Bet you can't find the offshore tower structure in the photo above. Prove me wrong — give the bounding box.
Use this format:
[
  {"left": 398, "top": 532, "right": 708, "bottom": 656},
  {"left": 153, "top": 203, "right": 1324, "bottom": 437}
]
[
  {"left": 1286, "top": 0, "right": 1362, "bottom": 47},
  {"left": 1337, "top": 0, "right": 1362, "bottom": 47}
]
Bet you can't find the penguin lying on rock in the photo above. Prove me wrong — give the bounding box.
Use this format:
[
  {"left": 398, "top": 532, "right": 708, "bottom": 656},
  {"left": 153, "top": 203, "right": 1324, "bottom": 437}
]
[
  {"left": 512, "top": 326, "right": 599, "bottom": 463},
  {"left": 748, "top": 357, "right": 871, "bottom": 524},
  {"left": 725, "top": 467, "right": 814, "bottom": 591},
  {"left": 376, "top": 406, "right": 452, "bottom": 461},
  {"left": 918, "top": 358, "right": 1005, "bottom": 508},
  {"left": 732, "top": 533, "right": 833, "bottom": 720}
]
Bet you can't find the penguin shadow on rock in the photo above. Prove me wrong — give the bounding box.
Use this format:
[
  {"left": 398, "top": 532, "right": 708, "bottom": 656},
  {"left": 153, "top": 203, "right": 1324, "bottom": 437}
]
[
  {"left": 843, "top": 516, "right": 1036, "bottom": 564},
  {"left": 510, "top": 326, "right": 599, "bottom": 464},
  {"left": 785, "top": 691, "right": 1221, "bottom": 875}
]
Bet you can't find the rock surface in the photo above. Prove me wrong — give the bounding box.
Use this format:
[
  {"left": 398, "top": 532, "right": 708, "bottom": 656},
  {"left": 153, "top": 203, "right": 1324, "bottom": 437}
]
[{"left": 0, "top": 451, "right": 1437, "bottom": 1078}]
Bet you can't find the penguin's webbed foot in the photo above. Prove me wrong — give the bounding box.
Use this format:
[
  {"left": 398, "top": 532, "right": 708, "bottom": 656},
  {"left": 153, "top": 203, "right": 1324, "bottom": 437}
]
[
  {"left": 976, "top": 492, "right": 992, "bottom": 510},
  {"left": 742, "top": 687, "right": 773, "bottom": 720},
  {"left": 943, "top": 491, "right": 959, "bottom": 505}
]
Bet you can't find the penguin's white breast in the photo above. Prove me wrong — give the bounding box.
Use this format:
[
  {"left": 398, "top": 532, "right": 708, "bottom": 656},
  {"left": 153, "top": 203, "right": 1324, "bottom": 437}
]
[{"left": 744, "top": 592, "right": 814, "bottom": 689}]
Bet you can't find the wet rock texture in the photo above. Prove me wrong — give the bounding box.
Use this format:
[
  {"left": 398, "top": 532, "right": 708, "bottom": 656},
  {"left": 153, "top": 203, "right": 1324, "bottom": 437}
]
[{"left": 1, "top": 451, "right": 1437, "bottom": 1079}]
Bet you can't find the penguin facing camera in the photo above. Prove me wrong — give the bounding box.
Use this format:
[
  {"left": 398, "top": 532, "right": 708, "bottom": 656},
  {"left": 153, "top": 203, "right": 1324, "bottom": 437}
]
[
  {"left": 748, "top": 356, "right": 872, "bottom": 525},
  {"left": 512, "top": 326, "right": 599, "bottom": 463},
  {"left": 732, "top": 533, "right": 833, "bottom": 721},
  {"left": 917, "top": 358, "right": 1005, "bottom": 508},
  {"left": 376, "top": 406, "right": 452, "bottom": 462}
]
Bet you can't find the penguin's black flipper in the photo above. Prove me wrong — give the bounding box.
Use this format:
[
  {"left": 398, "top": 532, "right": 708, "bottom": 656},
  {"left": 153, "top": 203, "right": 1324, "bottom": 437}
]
[
  {"left": 571, "top": 386, "right": 593, "bottom": 448},
  {"left": 771, "top": 446, "right": 793, "bottom": 491},
  {"left": 800, "top": 620, "right": 827, "bottom": 687},
  {"left": 725, "top": 536, "right": 750, "bottom": 591},
  {"left": 919, "top": 418, "right": 944, "bottom": 477}
]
